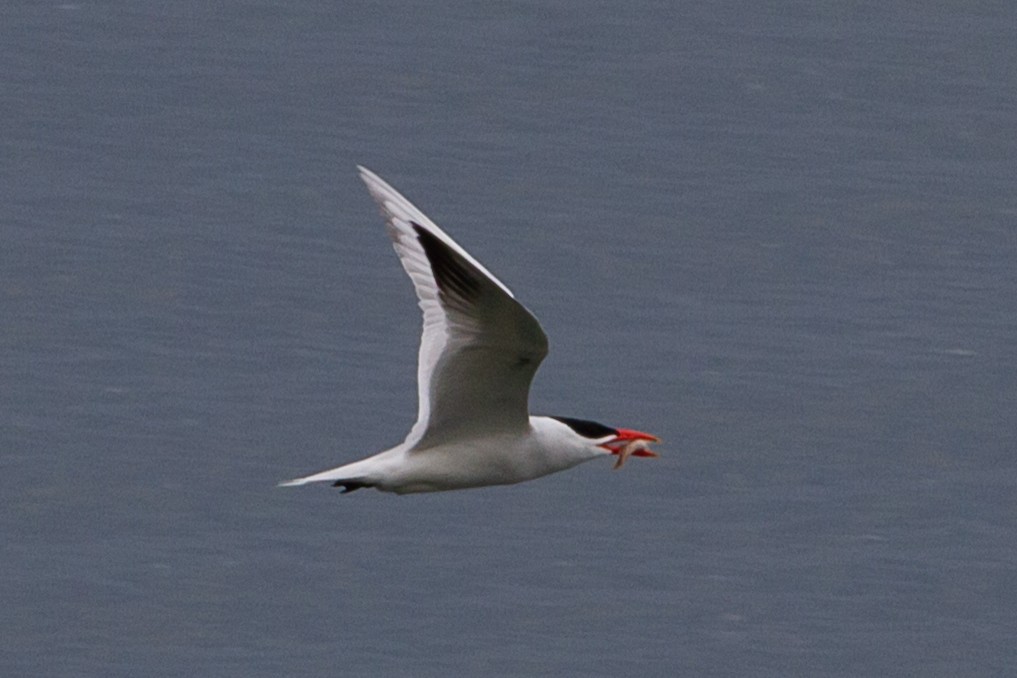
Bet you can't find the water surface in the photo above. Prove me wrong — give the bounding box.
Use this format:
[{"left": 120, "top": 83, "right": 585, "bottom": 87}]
[{"left": 3, "top": 2, "right": 1016, "bottom": 676}]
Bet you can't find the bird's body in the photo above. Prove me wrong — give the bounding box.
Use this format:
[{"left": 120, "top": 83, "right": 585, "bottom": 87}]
[
  {"left": 280, "top": 167, "right": 658, "bottom": 494},
  {"left": 283, "top": 416, "right": 610, "bottom": 494}
]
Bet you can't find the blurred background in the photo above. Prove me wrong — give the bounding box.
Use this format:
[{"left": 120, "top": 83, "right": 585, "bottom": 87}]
[{"left": 2, "top": 1, "right": 1015, "bottom": 676}]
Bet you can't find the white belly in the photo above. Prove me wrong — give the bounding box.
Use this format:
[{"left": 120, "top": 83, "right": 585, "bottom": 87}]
[{"left": 379, "top": 435, "right": 590, "bottom": 494}]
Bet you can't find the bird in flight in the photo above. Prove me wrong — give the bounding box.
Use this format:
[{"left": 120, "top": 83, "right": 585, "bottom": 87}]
[{"left": 280, "top": 167, "right": 659, "bottom": 494}]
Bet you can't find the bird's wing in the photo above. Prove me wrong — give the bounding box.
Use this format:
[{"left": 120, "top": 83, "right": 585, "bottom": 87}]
[{"left": 357, "top": 167, "right": 549, "bottom": 449}]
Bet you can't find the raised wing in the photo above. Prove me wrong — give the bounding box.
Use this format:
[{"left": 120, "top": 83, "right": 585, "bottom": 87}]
[{"left": 357, "top": 167, "right": 549, "bottom": 448}]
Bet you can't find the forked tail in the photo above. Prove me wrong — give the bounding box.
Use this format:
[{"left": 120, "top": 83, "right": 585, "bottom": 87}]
[{"left": 278, "top": 475, "right": 375, "bottom": 493}]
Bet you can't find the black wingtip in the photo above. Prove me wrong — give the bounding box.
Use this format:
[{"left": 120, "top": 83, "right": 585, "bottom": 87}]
[
  {"left": 411, "top": 222, "right": 483, "bottom": 303},
  {"left": 332, "top": 480, "right": 372, "bottom": 493}
]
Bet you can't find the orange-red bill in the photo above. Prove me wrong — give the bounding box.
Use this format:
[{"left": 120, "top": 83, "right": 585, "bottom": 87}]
[{"left": 602, "top": 428, "right": 661, "bottom": 469}]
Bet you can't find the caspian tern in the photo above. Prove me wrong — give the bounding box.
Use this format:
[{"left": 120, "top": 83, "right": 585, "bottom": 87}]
[{"left": 280, "top": 167, "right": 659, "bottom": 494}]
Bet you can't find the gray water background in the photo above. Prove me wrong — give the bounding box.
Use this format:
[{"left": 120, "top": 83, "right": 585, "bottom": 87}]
[{"left": 3, "top": 2, "right": 1016, "bottom": 676}]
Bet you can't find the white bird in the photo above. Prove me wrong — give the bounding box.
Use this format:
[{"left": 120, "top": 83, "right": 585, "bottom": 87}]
[{"left": 280, "top": 167, "right": 659, "bottom": 494}]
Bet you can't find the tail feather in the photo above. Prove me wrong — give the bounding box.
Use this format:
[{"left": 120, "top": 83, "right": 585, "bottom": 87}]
[
  {"left": 278, "top": 475, "right": 375, "bottom": 492},
  {"left": 279, "top": 450, "right": 395, "bottom": 491}
]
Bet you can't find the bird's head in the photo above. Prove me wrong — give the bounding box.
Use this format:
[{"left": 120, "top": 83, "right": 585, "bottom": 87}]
[{"left": 550, "top": 416, "right": 660, "bottom": 469}]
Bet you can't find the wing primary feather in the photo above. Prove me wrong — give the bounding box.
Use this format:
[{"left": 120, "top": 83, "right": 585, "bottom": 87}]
[
  {"left": 354, "top": 169, "right": 549, "bottom": 444},
  {"left": 332, "top": 479, "right": 372, "bottom": 493},
  {"left": 412, "top": 222, "right": 483, "bottom": 304}
]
